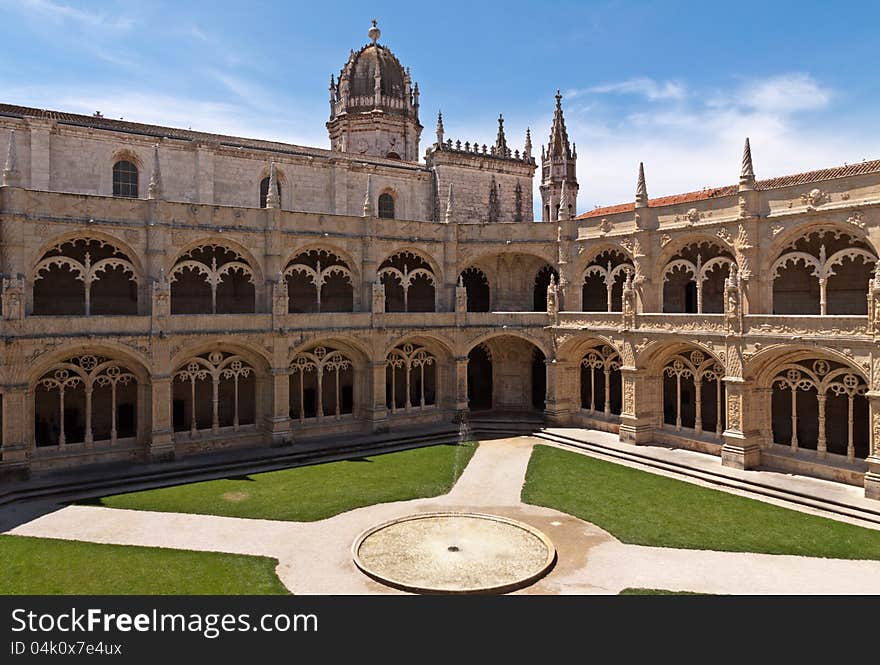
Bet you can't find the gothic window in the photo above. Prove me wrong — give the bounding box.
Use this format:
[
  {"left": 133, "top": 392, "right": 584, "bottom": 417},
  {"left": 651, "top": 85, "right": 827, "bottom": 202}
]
[
  {"left": 33, "top": 237, "right": 139, "bottom": 316},
  {"left": 771, "top": 230, "right": 876, "bottom": 315},
  {"left": 378, "top": 251, "right": 436, "bottom": 312},
  {"left": 386, "top": 343, "right": 436, "bottom": 411},
  {"left": 284, "top": 249, "right": 354, "bottom": 313},
  {"left": 34, "top": 355, "right": 138, "bottom": 447},
  {"left": 662, "top": 241, "right": 734, "bottom": 314},
  {"left": 580, "top": 345, "right": 622, "bottom": 416},
  {"left": 172, "top": 351, "right": 255, "bottom": 436},
  {"left": 289, "top": 346, "right": 354, "bottom": 422},
  {"left": 582, "top": 250, "right": 633, "bottom": 312},
  {"left": 662, "top": 348, "right": 725, "bottom": 438},
  {"left": 170, "top": 245, "right": 256, "bottom": 314},
  {"left": 378, "top": 193, "right": 395, "bottom": 219},
  {"left": 260, "top": 176, "right": 281, "bottom": 208},
  {"left": 533, "top": 264, "right": 559, "bottom": 312},
  {"left": 771, "top": 359, "right": 868, "bottom": 460},
  {"left": 459, "top": 267, "right": 490, "bottom": 312},
  {"left": 113, "top": 160, "right": 139, "bottom": 198}
]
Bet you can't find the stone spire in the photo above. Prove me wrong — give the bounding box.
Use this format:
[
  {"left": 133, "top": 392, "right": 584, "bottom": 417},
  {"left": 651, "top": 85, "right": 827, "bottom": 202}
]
[
  {"left": 495, "top": 114, "right": 508, "bottom": 154},
  {"left": 540, "top": 91, "right": 578, "bottom": 221},
  {"left": 329, "top": 74, "right": 336, "bottom": 117},
  {"left": 635, "top": 162, "right": 649, "bottom": 208},
  {"left": 558, "top": 180, "right": 570, "bottom": 220},
  {"left": 148, "top": 144, "right": 162, "bottom": 200},
  {"left": 265, "top": 162, "right": 280, "bottom": 209},
  {"left": 436, "top": 111, "right": 444, "bottom": 145},
  {"left": 363, "top": 174, "right": 373, "bottom": 216},
  {"left": 2, "top": 129, "right": 20, "bottom": 187},
  {"left": 739, "top": 137, "right": 756, "bottom": 191},
  {"left": 547, "top": 90, "right": 572, "bottom": 159},
  {"left": 524, "top": 128, "right": 532, "bottom": 160},
  {"left": 413, "top": 82, "right": 419, "bottom": 110},
  {"left": 444, "top": 183, "right": 454, "bottom": 224}
]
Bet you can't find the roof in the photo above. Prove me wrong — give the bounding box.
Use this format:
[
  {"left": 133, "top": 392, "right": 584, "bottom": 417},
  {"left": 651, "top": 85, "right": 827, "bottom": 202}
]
[
  {"left": 576, "top": 158, "right": 880, "bottom": 219},
  {"left": 0, "top": 102, "right": 428, "bottom": 171}
]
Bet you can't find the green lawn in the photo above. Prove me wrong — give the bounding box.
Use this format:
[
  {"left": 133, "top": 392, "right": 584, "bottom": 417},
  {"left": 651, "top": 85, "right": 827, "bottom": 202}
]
[
  {"left": 0, "top": 535, "right": 289, "bottom": 595},
  {"left": 92, "top": 442, "right": 477, "bottom": 522},
  {"left": 522, "top": 445, "right": 880, "bottom": 560}
]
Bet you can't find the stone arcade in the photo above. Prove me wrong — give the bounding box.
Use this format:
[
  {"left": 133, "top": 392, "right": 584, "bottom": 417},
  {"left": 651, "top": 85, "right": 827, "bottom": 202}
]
[{"left": 1, "top": 21, "right": 880, "bottom": 501}]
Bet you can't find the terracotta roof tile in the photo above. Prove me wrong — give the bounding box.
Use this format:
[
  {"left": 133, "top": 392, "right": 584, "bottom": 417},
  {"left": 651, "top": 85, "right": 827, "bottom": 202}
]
[{"left": 577, "top": 159, "right": 880, "bottom": 220}]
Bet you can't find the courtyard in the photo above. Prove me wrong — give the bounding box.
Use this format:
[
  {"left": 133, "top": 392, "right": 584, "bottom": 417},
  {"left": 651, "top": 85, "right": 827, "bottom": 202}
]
[{"left": 3, "top": 435, "right": 880, "bottom": 595}]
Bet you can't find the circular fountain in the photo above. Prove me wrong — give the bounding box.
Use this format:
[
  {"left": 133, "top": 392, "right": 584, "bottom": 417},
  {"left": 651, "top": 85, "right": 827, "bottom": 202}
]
[{"left": 352, "top": 512, "right": 556, "bottom": 594}]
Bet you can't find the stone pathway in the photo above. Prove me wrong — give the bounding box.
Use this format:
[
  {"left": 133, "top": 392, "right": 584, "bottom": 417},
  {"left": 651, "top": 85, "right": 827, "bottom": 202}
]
[{"left": 6, "top": 437, "right": 880, "bottom": 595}]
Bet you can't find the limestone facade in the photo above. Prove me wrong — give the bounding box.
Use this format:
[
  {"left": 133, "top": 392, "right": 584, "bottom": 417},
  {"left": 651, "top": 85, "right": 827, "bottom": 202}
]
[{"left": 1, "top": 22, "right": 880, "bottom": 501}]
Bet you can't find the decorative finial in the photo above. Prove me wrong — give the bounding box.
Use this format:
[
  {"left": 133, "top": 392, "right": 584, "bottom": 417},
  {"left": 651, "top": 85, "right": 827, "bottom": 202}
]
[
  {"left": 555, "top": 89, "right": 562, "bottom": 107},
  {"left": 436, "top": 110, "right": 444, "bottom": 145},
  {"left": 368, "top": 19, "right": 380, "bottom": 44},
  {"left": 2, "top": 129, "right": 20, "bottom": 187},
  {"left": 558, "top": 180, "right": 570, "bottom": 220},
  {"left": 494, "top": 113, "right": 507, "bottom": 154},
  {"left": 444, "top": 183, "right": 454, "bottom": 223},
  {"left": 635, "top": 162, "right": 648, "bottom": 208},
  {"left": 363, "top": 174, "right": 373, "bottom": 216},
  {"left": 524, "top": 128, "right": 532, "bottom": 160},
  {"left": 739, "top": 137, "right": 756, "bottom": 190},
  {"left": 266, "top": 162, "right": 280, "bottom": 208},
  {"left": 148, "top": 144, "right": 162, "bottom": 200}
]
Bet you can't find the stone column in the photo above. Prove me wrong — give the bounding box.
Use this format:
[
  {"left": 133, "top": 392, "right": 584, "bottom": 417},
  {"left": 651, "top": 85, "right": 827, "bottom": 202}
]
[
  {"left": 864, "top": 390, "right": 880, "bottom": 500},
  {"left": 618, "top": 367, "right": 658, "bottom": 444},
  {"left": 454, "top": 356, "right": 469, "bottom": 421},
  {"left": 720, "top": 377, "right": 763, "bottom": 470},
  {"left": 368, "top": 360, "right": 389, "bottom": 433},
  {"left": 149, "top": 375, "right": 175, "bottom": 462},
  {"left": 545, "top": 360, "right": 575, "bottom": 426},
  {"left": 0, "top": 386, "right": 29, "bottom": 478},
  {"left": 264, "top": 368, "right": 291, "bottom": 446}
]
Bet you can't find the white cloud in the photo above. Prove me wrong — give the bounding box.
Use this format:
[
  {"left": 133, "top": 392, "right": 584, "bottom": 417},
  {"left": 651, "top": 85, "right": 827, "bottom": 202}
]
[
  {"left": 737, "top": 73, "right": 830, "bottom": 114},
  {"left": 569, "top": 77, "right": 686, "bottom": 102},
  {"left": 14, "top": 0, "right": 134, "bottom": 32}
]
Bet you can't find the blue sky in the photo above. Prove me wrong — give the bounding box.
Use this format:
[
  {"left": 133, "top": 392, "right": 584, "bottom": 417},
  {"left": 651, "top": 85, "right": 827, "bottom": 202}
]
[{"left": 1, "top": 0, "right": 879, "bottom": 215}]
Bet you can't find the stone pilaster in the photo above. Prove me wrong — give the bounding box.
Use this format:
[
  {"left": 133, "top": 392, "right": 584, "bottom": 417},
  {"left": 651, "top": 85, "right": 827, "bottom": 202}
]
[
  {"left": 454, "top": 356, "right": 469, "bottom": 421},
  {"left": 720, "top": 377, "right": 763, "bottom": 469},
  {"left": 545, "top": 359, "right": 575, "bottom": 425},
  {"left": 618, "top": 367, "right": 657, "bottom": 444},
  {"left": 864, "top": 390, "right": 880, "bottom": 499},
  {"left": 0, "top": 386, "right": 29, "bottom": 478},
  {"left": 264, "top": 368, "right": 291, "bottom": 446},
  {"left": 149, "top": 376, "right": 175, "bottom": 462},
  {"left": 368, "top": 360, "right": 389, "bottom": 432}
]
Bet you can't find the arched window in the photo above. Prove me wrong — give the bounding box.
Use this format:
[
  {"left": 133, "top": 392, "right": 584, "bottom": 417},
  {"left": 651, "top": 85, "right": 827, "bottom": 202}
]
[
  {"left": 533, "top": 264, "right": 559, "bottom": 312},
  {"left": 379, "top": 251, "right": 436, "bottom": 312},
  {"left": 771, "top": 230, "right": 876, "bottom": 315},
  {"left": 33, "top": 238, "right": 139, "bottom": 316},
  {"left": 172, "top": 351, "right": 255, "bottom": 436},
  {"left": 112, "top": 160, "right": 139, "bottom": 198},
  {"left": 580, "top": 345, "right": 622, "bottom": 416},
  {"left": 459, "top": 267, "right": 490, "bottom": 312},
  {"left": 378, "top": 193, "right": 395, "bottom": 219},
  {"left": 386, "top": 343, "right": 436, "bottom": 411},
  {"left": 772, "top": 359, "right": 868, "bottom": 460},
  {"left": 259, "top": 176, "right": 281, "bottom": 208},
  {"left": 283, "top": 249, "right": 354, "bottom": 313},
  {"left": 662, "top": 242, "right": 733, "bottom": 314},
  {"left": 170, "top": 245, "right": 256, "bottom": 314},
  {"left": 582, "top": 250, "right": 633, "bottom": 312},
  {"left": 289, "top": 346, "right": 354, "bottom": 422},
  {"left": 662, "top": 348, "right": 725, "bottom": 437},
  {"left": 35, "top": 355, "right": 138, "bottom": 447}
]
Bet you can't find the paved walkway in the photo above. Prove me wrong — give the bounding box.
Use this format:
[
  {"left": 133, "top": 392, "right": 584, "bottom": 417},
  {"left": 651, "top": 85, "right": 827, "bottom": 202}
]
[{"left": 6, "top": 437, "right": 880, "bottom": 595}]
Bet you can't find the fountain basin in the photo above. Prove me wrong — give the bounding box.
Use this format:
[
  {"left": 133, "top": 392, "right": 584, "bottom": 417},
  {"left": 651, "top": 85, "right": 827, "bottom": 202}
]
[{"left": 352, "top": 512, "right": 556, "bottom": 594}]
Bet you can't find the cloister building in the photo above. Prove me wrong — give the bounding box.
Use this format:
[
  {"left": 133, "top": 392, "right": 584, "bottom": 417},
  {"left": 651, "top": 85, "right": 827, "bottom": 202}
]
[{"left": 1, "top": 21, "right": 880, "bottom": 501}]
